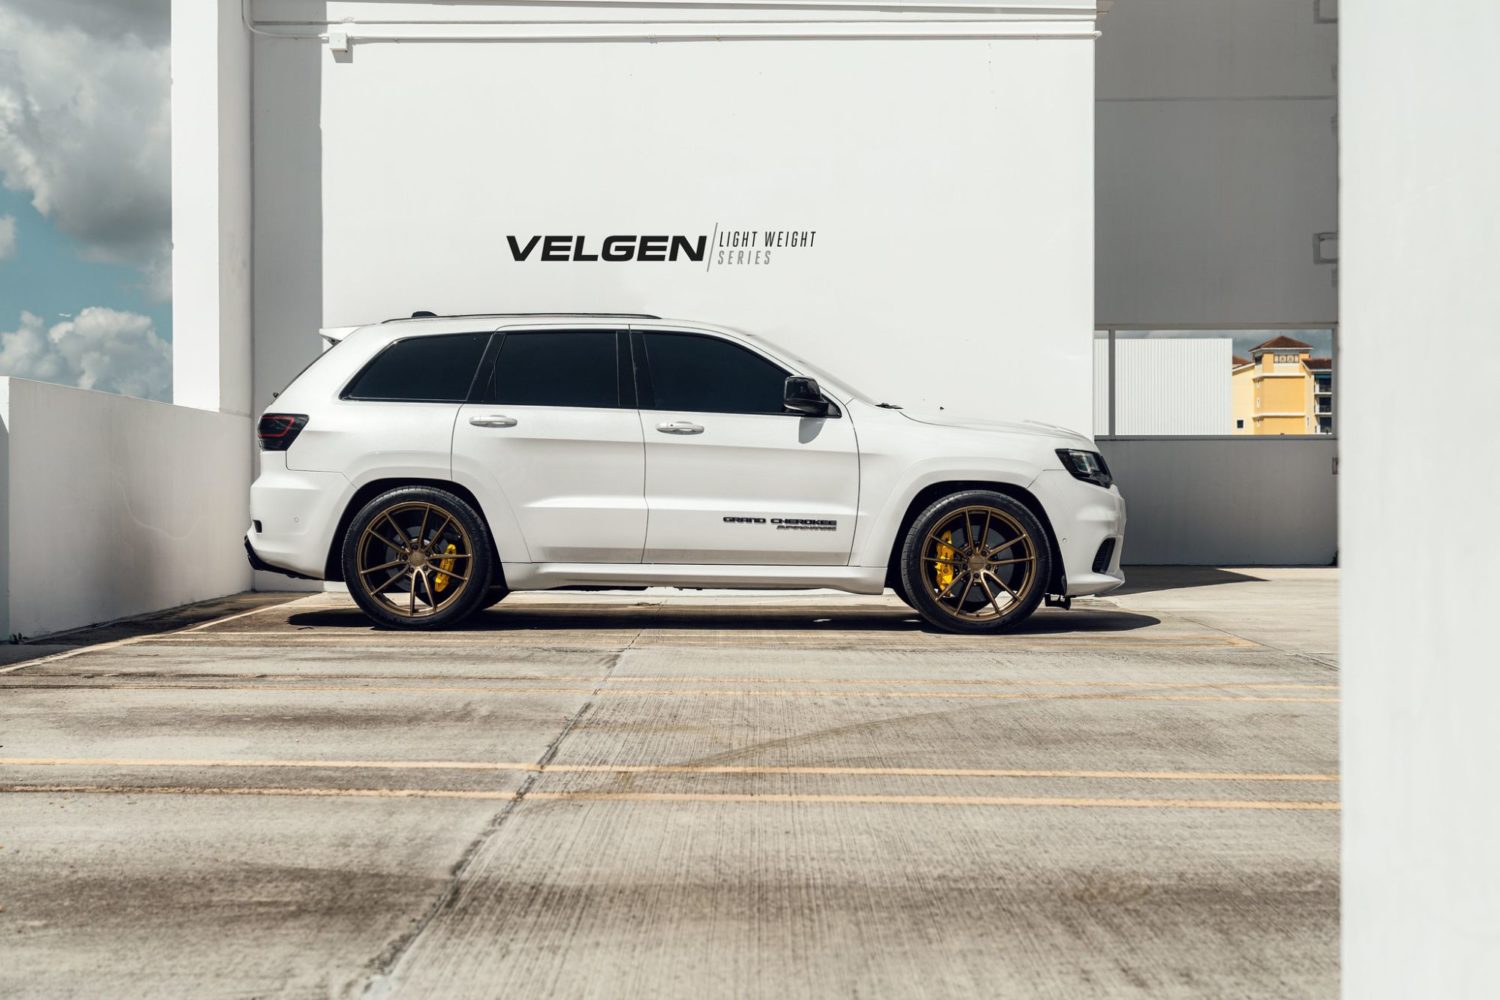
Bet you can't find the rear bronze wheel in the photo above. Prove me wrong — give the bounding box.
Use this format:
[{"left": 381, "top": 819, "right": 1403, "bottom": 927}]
[
  {"left": 341, "top": 487, "right": 493, "bottom": 629},
  {"left": 899, "top": 491, "right": 1051, "bottom": 634}
]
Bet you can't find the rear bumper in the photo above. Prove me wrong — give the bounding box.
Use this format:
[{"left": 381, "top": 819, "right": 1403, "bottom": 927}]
[
  {"left": 247, "top": 454, "right": 350, "bottom": 579},
  {"left": 1028, "top": 469, "right": 1127, "bottom": 597},
  {"left": 244, "top": 537, "right": 317, "bottom": 581}
]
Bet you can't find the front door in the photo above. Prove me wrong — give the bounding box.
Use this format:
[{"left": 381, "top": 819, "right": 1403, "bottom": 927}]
[
  {"left": 633, "top": 329, "right": 859, "bottom": 565},
  {"left": 453, "top": 328, "right": 646, "bottom": 563}
]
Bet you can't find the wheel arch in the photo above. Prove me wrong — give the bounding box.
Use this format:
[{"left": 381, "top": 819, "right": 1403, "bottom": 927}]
[
  {"left": 882, "top": 481, "right": 1065, "bottom": 596},
  {"left": 324, "top": 477, "right": 505, "bottom": 587}
]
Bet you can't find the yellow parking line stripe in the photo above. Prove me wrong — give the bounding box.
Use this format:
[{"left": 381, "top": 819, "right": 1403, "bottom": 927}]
[
  {"left": 524, "top": 791, "right": 1340, "bottom": 811},
  {"left": 12, "top": 670, "right": 1335, "bottom": 692},
  {"left": 0, "top": 784, "right": 515, "bottom": 800},
  {"left": 0, "top": 784, "right": 1338, "bottom": 810},
  {"left": 608, "top": 676, "right": 1336, "bottom": 690},
  {"left": 0, "top": 682, "right": 1339, "bottom": 703},
  {"left": 549, "top": 765, "right": 1340, "bottom": 781},
  {"left": 0, "top": 757, "right": 1341, "bottom": 782}
]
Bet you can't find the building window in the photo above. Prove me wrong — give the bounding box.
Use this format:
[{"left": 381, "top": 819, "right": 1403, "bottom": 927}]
[{"left": 1094, "top": 329, "right": 1337, "bottom": 437}]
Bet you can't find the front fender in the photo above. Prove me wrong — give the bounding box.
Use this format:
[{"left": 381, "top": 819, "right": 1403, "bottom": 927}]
[{"left": 848, "top": 455, "right": 1045, "bottom": 570}]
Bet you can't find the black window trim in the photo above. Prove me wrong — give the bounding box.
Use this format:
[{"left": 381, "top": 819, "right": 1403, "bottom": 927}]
[
  {"left": 340, "top": 331, "right": 495, "bottom": 404},
  {"left": 471, "top": 327, "right": 631, "bottom": 410},
  {"left": 629, "top": 328, "right": 841, "bottom": 418}
]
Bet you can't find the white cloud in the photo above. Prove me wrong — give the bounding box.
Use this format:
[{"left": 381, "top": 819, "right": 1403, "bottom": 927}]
[
  {"left": 0, "top": 212, "right": 14, "bottom": 259},
  {"left": 0, "top": 1, "right": 170, "bottom": 297},
  {"left": 3, "top": 1, "right": 168, "bottom": 44},
  {"left": 0, "top": 307, "right": 171, "bottom": 401}
]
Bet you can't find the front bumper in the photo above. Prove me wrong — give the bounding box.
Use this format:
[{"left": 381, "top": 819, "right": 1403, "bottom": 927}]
[{"left": 1028, "top": 468, "right": 1127, "bottom": 597}]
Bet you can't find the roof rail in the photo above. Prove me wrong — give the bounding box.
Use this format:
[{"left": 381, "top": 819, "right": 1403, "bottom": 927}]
[{"left": 382, "top": 311, "right": 662, "bottom": 324}]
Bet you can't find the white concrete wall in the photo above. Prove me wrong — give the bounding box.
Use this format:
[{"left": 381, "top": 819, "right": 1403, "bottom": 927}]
[
  {"left": 1099, "top": 437, "right": 1337, "bottom": 565},
  {"left": 1341, "top": 2, "right": 1500, "bottom": 996},
  {"left": 0, "top": 378, "right": 252, "bottom": 639},
  {"left": 1096, "top": 0, "right": 1339, "bottom": 327},
  {"left": 247, "top": 0, "right": 1100, "bottom": 432}
]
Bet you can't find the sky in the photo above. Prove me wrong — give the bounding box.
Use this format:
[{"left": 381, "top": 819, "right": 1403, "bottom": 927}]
[
  {"left": 0, "top": 0, "right": 172, "bottom": 401},
  {"left": 1114, "top": 329, "right": 1337, "bottom": 361}
]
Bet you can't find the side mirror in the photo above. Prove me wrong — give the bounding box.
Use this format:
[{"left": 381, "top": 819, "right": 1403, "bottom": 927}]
[{"left": 784, "top": 376, "right": 830, "bottom": 417}]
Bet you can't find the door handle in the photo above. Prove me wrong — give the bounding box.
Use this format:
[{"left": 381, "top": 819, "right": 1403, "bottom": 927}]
[
  {"left": 469, "top": 414, "right": 518, "bottom": 428},
  {"left": 656, "top": 421, "right": 704, "bottom": 435}
]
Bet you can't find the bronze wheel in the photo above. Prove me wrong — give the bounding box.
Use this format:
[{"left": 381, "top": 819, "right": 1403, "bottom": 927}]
[
  {"left": 342, "top": 487, "right": 493, "bottom": 629},
  {"left": 899, "top": 491, "right": 1052, "bottom": 634}
]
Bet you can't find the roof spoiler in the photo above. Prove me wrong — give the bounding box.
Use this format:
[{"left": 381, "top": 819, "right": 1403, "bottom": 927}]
[{"left": 319, "top": 326, "right": 360, "bottom": 349}]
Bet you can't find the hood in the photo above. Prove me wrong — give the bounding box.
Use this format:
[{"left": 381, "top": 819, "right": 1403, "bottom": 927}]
[{"left": 898, "top": 410, "right": 1096, "bottom": 448}]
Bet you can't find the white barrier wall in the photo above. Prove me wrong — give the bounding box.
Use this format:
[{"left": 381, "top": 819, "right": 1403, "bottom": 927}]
[
  {"left": 1099, "top": 437, "right": 1338, "bottom": 565},
  {"left": 250, "top": 0, "right": 1100, "bottom": 432},
  {"left": 1341, "top": 2, "right": 1500, "bottom": 996},
  {"left": 0, "top": 378, "right": 252, "bottom": 639}
]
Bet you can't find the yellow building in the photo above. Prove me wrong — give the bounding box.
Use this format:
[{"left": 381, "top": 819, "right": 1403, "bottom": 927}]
[{"left": 1231, "top": 336, "right": 1334, "bottom": 435}]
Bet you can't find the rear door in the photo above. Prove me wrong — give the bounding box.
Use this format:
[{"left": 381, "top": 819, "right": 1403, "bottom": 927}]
[
  {"left": 633, "top": 329, "right": 859, "bottom": 565},
  {"left": 453, "top": 328, "right": 646, "bottom": 563}
]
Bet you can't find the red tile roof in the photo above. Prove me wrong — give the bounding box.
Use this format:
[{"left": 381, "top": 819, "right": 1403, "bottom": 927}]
[
  {"left": 1232, "top": 355, "right": 1252, "bottom": 367},
  {"left": 1304, "top": 357, "right": 1333, "bottom": 370},
  {"left": 1250, "top": 335, "right": 1313, "bottom": 353}
]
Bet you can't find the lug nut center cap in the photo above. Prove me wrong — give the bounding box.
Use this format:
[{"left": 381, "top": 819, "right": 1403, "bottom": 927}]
[
  {"left": 408, "top": 551, "right": 428, "bottom": 569},
  {"left": 968, "top": 554, "right": 987, "bottom": 573}
]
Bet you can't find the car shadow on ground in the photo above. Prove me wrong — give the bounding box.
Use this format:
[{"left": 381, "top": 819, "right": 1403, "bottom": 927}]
[
  {"left": 284, "top": 604, "right": 1161, "bottom": 635},
  {"left": 1110, "top": 566, "right": 1267, "bottom": 597}
]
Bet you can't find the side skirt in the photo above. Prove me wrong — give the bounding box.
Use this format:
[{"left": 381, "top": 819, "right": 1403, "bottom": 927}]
[{"left": 503, "top": 562, "right": 887, "bottom": 595}]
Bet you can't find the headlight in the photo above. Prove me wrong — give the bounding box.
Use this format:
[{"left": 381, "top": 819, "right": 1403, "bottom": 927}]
[{"left": 1056, "top": 449, "right": 1113, "bottom": 489}]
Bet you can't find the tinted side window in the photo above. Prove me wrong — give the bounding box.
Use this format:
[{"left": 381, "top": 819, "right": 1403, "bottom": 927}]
[
  {"left": 484, "top": 331, "right": 620, "bottom": 408},
  {"left": 343, "top": 333, "right": 490, "bottom": 402},
  {"left": 640, "top": 332, "right": 789, "bottom": 414}
]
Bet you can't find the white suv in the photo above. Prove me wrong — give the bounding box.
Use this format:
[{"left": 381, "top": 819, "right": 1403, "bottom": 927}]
[{"left": 247, "top": 314, "right": 1125, "bottom": 633}]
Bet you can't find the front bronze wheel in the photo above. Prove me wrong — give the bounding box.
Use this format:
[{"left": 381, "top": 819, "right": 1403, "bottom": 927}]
[
  {"left": 899, "top": 491, "right": 1052, "bottom": 634},
  {"left": 341, "top": 487, "right": 493, "bottom": 629}
]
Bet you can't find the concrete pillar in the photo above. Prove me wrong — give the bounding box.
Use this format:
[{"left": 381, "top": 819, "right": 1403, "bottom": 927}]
[
  {"left": 171, "top": 0, "right": 253, "bottom": 416},
  {"left": 1341, "top": 2, "right": 1500, "bottom": 997}
]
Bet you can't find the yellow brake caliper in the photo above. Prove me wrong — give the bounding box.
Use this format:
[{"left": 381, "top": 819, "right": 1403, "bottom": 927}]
[
  {"left": 433, "top": 543, "right": 458, "bottom": 592},
  {"left": 935, "top": 532, "right": 956, "bottom": 592}
]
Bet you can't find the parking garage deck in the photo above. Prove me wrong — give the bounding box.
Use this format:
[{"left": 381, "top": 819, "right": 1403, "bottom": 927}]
[{"left": 0, "top": 568, "right": 1338, "bottom": 999}]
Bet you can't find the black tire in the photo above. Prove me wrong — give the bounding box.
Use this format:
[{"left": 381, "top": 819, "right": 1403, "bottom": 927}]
[
  {"left": 478, "top": 584, "right": 509, "bottom": 611},
  {"left": 888, "top": 574, "right": 913, "bottom": 608},
  {"left": 341, "top": 486, "right": 494, "bottom": 630},
  {"left": 898, "top": 490, "right": 1052, "bottom": 635}
]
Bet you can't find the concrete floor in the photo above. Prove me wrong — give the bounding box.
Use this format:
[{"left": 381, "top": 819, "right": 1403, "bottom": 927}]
[{"left": 0, "top": 568, "right": 1339, "bottom": 999}]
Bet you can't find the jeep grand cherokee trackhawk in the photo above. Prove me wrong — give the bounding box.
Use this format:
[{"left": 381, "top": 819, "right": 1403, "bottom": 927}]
[{"left": 246, "top": 314, "right": 1126, "bottom": 633}]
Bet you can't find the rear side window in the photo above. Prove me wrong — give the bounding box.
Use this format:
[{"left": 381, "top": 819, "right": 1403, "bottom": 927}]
[
  {"left": 480, "top": 330, "right": 621, "bottom": 408},
  {"left": 343, "top": 333, "right": 490, "bottom": 402},
  {"left": 639, "top": 332, "right": 789, "bottom": 414}
]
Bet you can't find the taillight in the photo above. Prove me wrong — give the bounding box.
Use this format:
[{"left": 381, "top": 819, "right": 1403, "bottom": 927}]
[{"left": 257, "top": 414, "right": 308, "bottom": 451}]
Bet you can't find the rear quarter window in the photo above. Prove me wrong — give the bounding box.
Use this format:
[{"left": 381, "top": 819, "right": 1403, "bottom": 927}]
[{"left": 342, "top": 333, "right": 491, "bottom": 402}]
